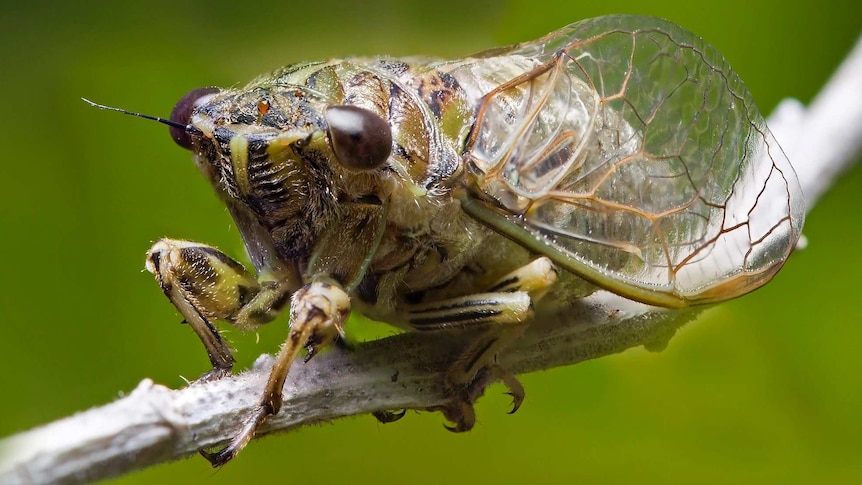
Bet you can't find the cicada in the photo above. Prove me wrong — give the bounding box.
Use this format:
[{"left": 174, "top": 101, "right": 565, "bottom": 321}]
[{"left": 93, "top": 14, "right": 804, "bottom": 465}]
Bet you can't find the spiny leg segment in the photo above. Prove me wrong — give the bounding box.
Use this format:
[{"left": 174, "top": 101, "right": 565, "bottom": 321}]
[{"left": 201, "top": 278, "right": 350, "bottom": 466}]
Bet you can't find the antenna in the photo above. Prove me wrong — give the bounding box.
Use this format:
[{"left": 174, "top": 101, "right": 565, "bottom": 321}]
[{"left": 81, "top": 98, "right": 188, "bottom": 131}]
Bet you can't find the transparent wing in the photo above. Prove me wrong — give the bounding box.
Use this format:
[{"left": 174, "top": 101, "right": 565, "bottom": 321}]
[{"left": 461, "top": 15, "right": 805, "bottom": 307}]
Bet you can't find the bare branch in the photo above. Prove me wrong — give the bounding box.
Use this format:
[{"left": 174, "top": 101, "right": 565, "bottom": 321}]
[
  {"left": 0, "top": 296, "right": 699, "bottom": 485},
  {"left": 2, "top": 33, "right": 861, "bottom": 485},
  {"left": 767, "top": 34, "right": 862, "bottom": 210}
]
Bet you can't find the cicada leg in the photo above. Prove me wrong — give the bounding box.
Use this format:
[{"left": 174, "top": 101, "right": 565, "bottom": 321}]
[
  {"left": 200, "top": 201, "right": 384, "bottom": 466},
  {"left": 371, "top": 409, "right": 408, "bottom": 423},
  {"left": 402, "top": 256, "right": 557, "bottom": 432},
  {"left": 200, "top": 277, "right": 350, "bottom": 467},
  {"left": 146, "top": 238, "right": 293, "bottom": 382}
]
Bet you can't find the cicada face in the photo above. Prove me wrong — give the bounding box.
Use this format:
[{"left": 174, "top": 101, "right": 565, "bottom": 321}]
[{"left": 167, "top": 81, "right": 394, "bottom": 262}]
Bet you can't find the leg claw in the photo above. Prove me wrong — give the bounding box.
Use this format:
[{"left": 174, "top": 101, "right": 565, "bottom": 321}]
[
  {"left": 199, "top": 405, "right": 269, "bottom": 467},
  {"left": 192, "top": 367, "right": 232, "bottom": 385},
  {"left": 372, "top": 409, "right": 407, "bottom": 423},
  {"left": 505, "top": 391, "right": 524, "bottom": 415},
  {"left": 490, "top": 364, "right": 524, "bottom": 415},
  {"left": 435, "top": 364, "right": 524, "bottom": 430},
  {"left": 439, "top": 397, "right": 476, "bottom": 433},
  {"left": 199, "top": 447, "right": 235, "bottom": 468}
]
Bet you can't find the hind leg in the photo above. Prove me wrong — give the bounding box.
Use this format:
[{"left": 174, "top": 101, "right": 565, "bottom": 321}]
[{"left": 400, "top": 257, "right": 557, "bottom": 431}]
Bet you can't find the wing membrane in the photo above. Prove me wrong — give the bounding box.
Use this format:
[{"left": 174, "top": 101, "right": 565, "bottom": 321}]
[{"left": 460, "top": 15, "right": 804, "bottom": 307}]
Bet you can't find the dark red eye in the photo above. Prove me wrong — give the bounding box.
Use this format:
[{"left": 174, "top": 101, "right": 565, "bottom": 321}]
[
  {"left": 325, "top": 105, "right": 392, "bottom": 170},
  {"left": 169, "top": 87, "right": 220, "bottom": 149}
]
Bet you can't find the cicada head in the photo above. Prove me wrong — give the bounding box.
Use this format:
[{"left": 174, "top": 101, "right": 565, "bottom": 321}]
[
  {"left": 168, "top": 83, "right": 393, "bottom": 260},
  {"left": 171, "top": 84, "right": 393, "bottom": 192}
]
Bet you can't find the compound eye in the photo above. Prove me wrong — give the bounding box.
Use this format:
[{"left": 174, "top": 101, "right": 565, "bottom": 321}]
[
  {"left": 325, "top": 105, "right": 392, "bottom": 170},
  {"left": 169, "top": 87, "right": 220, "bottom": 149}
]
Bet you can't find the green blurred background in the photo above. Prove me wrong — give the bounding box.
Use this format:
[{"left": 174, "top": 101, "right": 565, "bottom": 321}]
[{"left": 0, "top": 0, "right": 859, "bottom": 483}]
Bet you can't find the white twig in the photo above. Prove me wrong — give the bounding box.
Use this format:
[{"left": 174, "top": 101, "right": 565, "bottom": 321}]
[
  {"left": 767, "top": 36, "right": 862, "bottom": 210},
  {"left": 2, "top": 34, "right": 861, "bottom": 485}
]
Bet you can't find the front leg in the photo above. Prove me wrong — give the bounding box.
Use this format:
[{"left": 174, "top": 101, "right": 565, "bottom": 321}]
[
  {"left": 146, "top": 238, "right": 293, "bottom": 382},
  {"left": 202, "top": 200, "right": 386, "bottom": 466},
  {"left": 201, "top": 277, "right": 350, "bottom": 466}
]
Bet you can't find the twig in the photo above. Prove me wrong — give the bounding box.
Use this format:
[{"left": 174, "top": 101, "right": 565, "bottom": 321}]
[
  {"left": 2, "top": 33, "right": 861, "bottom": 485},
  {"left": 766, "top": 35, "right": 862, "bottom": 210}
]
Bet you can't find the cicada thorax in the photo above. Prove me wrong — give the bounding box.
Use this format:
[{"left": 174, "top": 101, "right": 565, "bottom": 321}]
[{"left": 261, "top": 58, "right": 470, "bottom": 192}]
